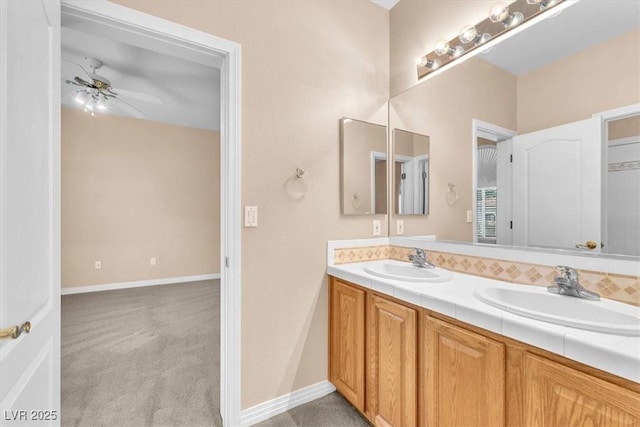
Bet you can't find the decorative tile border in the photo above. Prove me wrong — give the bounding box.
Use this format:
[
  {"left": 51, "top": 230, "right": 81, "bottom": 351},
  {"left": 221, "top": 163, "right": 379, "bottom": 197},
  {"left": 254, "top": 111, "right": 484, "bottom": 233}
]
[
  {"left": 333, "top": 246, "right": 389, "bottom": 264},
  {"left": 331, "top": 245, "right": 640, "bottom": 306},
  {"left": 609, "top": 161, "right": 640, "bottom": 172}
]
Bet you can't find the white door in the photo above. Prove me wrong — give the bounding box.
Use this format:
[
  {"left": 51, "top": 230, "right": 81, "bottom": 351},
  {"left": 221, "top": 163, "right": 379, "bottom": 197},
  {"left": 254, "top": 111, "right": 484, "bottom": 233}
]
[
  {"left": 0, "top": 1, "right": 61, "bottom": 425},
  {"left": 496, "top": 138, "right": 513, "bottom": 245},
  {"left": 512, "top": 117, "right": 601, "bottom": 251}
]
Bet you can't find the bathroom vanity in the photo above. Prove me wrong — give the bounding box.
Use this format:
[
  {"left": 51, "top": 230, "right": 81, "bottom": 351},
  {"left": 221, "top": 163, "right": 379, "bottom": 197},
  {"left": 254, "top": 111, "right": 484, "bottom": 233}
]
[{"left": 327, "top": 255, "right": 640, "bottom": 426}]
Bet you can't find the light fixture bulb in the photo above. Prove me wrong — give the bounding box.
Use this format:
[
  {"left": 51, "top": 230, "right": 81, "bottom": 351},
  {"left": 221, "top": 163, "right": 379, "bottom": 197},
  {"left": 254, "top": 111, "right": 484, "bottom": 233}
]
[
  {"left": 434, "top": 39, "right": 450, "bottom": 56},
  {"left": 489, "top": 3, "right": 510, "bottom": 23},
  {"left": 434, "top": 39, "right": 464, "bottom": 58},
  {"left": 418, "top": 57, "right": 439, "bottom": 70},
  {"left": 527, "top": 0, "right": 558, "bottom": 9},
  {"left": 449, "top": 46, "right": 464, "bottom": 58},
  {"left": 459, "top": 25, "right": 478, "bottom": 44},
  {"left": 425, "top": 58, "right": 440, "bottom": 70},
  {"left": 458, "top": 25, "right": 492, "bottom": 46},
  {"left": 489, "top": 2, "right": 524, "bottom": 28}
]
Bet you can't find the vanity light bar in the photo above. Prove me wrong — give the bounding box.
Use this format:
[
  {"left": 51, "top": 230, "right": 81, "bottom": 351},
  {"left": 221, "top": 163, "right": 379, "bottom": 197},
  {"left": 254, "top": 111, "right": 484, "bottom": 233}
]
[{"left": 416, "top": 0, "right": 565, "bottom": 79}]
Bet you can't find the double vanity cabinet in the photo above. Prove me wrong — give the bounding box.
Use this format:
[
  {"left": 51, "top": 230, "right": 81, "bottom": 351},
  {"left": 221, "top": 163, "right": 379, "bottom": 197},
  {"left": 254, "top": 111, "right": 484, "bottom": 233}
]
[{"left": 328, "top": 276, "right": 640, "bottom": 427}]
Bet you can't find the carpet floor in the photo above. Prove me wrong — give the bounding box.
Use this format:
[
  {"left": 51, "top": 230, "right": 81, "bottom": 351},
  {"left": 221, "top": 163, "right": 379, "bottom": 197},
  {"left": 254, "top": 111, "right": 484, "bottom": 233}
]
[
  {"left": 61, "top": 280, "right": 369, "bottom": 427},
  {"left": 62, "top": 280, "right": 222, "bottom": 427}
]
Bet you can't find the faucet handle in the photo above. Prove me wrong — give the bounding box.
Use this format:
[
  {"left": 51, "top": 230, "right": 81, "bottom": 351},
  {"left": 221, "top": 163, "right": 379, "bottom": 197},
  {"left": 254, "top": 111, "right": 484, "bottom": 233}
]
[
  {"left": 555, "top": 265, "right": 578, "bottom": 285},
  {"left": 413, "top": 247, "right": 425, "bottom": 257}
]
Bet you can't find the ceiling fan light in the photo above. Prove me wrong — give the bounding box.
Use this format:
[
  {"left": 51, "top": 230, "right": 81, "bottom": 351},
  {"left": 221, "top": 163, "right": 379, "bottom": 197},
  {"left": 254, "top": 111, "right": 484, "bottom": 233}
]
[
  {"left": 96, "top": 97, "right": 108, "bottom": 111},
  {"left": 74, "top": 91, "right": 87, "bottom": 105}
]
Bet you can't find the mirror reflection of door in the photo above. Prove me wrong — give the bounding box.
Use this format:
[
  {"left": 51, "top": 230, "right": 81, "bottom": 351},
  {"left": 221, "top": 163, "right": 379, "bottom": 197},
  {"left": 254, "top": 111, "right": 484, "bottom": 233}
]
[
  {"left": 512, "top": 117, "right": 602, "bottom": 251},
  {"left": 606, "top": 114, "right": 640, "bottom": 256},
  {"left": 393, "top": 129, "right": 430, "bottom": 215}
]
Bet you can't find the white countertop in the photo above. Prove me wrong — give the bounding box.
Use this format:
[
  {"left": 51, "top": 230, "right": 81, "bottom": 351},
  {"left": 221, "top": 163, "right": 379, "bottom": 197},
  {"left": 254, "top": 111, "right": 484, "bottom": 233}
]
[{"left": 328, "top": 260, "right": 640, "bottom": 384}]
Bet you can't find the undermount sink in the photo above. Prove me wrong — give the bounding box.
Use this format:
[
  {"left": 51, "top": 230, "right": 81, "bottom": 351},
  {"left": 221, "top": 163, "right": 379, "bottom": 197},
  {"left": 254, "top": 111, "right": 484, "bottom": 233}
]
[
  {"left": 475, "top": 286, "right": 640, "bottom": 336},
  {"left": 364, "top": 261, "right": 452, "bottom": 283}
]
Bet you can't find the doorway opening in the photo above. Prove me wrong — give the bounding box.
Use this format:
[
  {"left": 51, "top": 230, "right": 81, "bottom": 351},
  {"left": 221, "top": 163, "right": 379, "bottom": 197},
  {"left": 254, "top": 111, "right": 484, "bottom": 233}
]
[
  {"left": 59, "top": 2, "right": 241, "bottom": 425},
  {"left": 471, "top": 120, "right": 517, "bottom": 245}
]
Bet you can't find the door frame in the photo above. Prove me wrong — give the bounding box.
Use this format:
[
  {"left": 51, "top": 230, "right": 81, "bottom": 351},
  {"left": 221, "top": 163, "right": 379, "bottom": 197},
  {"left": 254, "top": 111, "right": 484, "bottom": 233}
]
[
  {"left": 592, "top": 103, "right": 640, "bottom": 255},
  {"left": 471, "top": 119, "right": 516, "bottom": 244},
  {"left": 370, "top": 151, "right": 387, "bottom": 214},
  {"left": 60, "top": 2, "right": 243, "bottom": 425}
]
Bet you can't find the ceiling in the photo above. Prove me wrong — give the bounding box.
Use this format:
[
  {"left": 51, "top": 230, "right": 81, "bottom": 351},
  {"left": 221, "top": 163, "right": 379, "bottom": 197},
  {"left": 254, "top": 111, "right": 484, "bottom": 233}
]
[
  {"left": 371, "top": 0, "right": 399, "bottom": 11},
  {"left": 480, "top": 0, "right": 640, "bottom": 75},
  {"left": 61, "top": 16, "right": 220, "bottom": 132}
]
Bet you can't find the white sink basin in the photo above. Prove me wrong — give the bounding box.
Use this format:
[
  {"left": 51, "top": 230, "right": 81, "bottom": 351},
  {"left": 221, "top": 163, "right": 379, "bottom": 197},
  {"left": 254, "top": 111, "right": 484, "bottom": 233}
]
[
  {"left": 364, "top": 261, "right": 452, "bottom": 283},
  {"left": 475, "top": 286, "right": 640, "bottom": 336}
]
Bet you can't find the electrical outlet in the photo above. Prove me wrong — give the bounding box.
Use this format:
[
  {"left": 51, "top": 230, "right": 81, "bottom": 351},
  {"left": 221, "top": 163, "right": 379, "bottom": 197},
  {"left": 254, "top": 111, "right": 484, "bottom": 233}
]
[
  {"left": 373, "top": 219, "right": 381, "bottom": 236},
  {"left": 150, "top": 257, "right": 157, "bottom": 266},
  {"left": 95, "top": 261, "right": 102, "bottom": 270},
  {"left": 396, "top": 219, "right": 404, "bottom": 235}
]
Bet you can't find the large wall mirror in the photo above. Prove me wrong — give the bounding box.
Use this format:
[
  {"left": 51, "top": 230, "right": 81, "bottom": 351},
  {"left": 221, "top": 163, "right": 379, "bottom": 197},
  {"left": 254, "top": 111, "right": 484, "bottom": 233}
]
[
  {"left": 389, "top": 0, "right": 640, "bottom": 256},
  {"left": 340, "top": 117, "right": 388, "bottom": 215}
]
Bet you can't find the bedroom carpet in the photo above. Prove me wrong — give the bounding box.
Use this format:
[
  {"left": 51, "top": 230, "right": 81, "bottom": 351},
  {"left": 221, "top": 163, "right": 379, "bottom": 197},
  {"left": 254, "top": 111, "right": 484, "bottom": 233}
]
[{"left": 62, "top": 280, "right": 222, "bottom": 426}]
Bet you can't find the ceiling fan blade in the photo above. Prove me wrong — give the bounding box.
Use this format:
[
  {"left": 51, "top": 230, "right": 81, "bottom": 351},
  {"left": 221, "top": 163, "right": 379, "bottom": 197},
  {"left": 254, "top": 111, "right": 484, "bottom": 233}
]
[
  {"left": 62, "top": 58, "right": 93, "bottom": 80},
  {"left": 110, "top": 87, "right": 163, "bottom": 105},
  {"left": 74, "top": 76, "right": 92, "bottom": 87},
  {"left": 110, "top": 97, "right": 147, "bottom": 119}
]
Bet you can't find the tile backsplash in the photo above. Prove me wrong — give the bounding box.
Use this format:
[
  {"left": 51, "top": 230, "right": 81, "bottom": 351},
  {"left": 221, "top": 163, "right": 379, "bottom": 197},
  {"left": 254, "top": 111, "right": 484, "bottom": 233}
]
[{"left": 332, "top": 244, "right": 640, "bottom": 306}]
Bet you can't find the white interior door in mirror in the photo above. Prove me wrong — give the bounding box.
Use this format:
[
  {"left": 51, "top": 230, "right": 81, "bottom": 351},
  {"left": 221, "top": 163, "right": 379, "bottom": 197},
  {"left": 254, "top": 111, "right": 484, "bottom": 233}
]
[
  {"left": 0, "top": 0, "right": 61, "bottom": 423},
  {"left": 512, "top": 117, "right": 601, "bottom": 251}
]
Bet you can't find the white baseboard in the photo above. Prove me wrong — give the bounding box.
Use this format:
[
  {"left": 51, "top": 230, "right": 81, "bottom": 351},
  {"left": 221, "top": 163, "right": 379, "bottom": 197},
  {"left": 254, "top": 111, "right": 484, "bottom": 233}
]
[
  {"left": 61, "top": 273, "right": 220, "bottom": 295},
  {"left": 240, "top": 380, "right": 336, "bottom": 427}
]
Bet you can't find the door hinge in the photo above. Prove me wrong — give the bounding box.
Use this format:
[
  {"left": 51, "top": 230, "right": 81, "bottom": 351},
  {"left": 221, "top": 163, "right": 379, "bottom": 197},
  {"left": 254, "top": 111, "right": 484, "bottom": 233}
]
[
  {"left": 401, "top": 173, "right": 407, "bottom": 180},
  {"left": 225, "top": 257, "right": 230, "bottom": 268},
  {"left": 510, "top": 154, "right": 513, "bottom": 163},
  {"left": 510, "top": 221, "right": 513, "bottom": 229}
]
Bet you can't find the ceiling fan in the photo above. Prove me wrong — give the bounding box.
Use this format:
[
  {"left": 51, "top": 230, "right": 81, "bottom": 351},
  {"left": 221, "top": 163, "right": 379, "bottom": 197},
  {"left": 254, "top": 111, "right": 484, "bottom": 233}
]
[{"left": 63, "top": 57, "right": 163, "bottom": 119}]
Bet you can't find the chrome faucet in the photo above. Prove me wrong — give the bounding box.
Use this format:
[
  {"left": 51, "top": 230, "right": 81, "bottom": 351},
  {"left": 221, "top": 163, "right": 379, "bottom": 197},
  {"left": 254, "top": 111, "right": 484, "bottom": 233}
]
[
  {"left": 547, "top": 266, "right": 600, "bottom": 300},
  {"left": 409, "top": 248, "right": 436, "bottom": 269}
]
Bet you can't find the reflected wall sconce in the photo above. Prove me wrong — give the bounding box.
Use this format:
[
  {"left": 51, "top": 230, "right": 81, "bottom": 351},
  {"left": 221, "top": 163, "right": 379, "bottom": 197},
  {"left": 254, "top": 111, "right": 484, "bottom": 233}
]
[
  {"left": 446, "top": 183, "right": 459, "bottom": 207},
  {"left": 416, "top": 0, "right": 565, "bottom": 80}
]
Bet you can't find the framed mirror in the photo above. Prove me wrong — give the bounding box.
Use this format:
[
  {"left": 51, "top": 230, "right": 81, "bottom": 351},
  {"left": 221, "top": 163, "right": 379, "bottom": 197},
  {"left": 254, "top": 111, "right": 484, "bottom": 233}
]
[
  {"left": 340, "top": 117, "right": 388, "bottom": 215},
  {"left": 389, "top": 0, "right": 640, "bottom": 256},
  {"left": 393, "top": 129, "right": 430, "bottom": 215}
]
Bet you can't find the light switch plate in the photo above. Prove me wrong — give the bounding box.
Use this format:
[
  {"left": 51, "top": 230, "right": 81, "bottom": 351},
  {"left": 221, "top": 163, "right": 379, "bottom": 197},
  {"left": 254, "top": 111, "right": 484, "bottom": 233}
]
[
  {"left": 373, "top": 219, "right": 381, "bottom": 236},
  {"left": 466, "top": 210, "right": 473, "bottom": 224},
  {"left": 396, "top": 219, "right": 404, "bottom": 235},
  {"left": 244, "top": 206, "right": 258, "bottom": 227}
]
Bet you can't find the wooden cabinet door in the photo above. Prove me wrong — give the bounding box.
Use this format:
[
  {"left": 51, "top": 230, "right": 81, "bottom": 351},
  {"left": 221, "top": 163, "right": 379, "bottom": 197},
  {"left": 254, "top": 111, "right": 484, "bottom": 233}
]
[
  {"left": 425, "top": 316, "right": 505, "bottom": 427},
  {"left": 329, "top": 278, "right": 366, "bottom": 411},
  {"left": 524, "top": 353, "right": 640, "bottom": 426},
  {"left": 367, "top": 294, "right": 418, "bottom": 427}
]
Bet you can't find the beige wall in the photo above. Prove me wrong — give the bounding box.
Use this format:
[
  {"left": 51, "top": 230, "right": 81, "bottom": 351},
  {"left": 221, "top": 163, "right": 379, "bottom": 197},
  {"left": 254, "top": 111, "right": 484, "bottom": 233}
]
[
  {"left": 111, "top": 0, "right": 389, "bottom": 409},
  {"left": 62, "top": 108, "right": 220, "bottom": 287},
  {"left": 609, "top": 115, "right": 640, "bottom": 141},
  {"left": 389, "top": 57, "right": 517, "bottom": 239},
  {"left": 390, "top": 0, "right": 495, "bottom": 96},
  {"left": 517, "top": 29, "right": 640, "bottom": 133}
]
